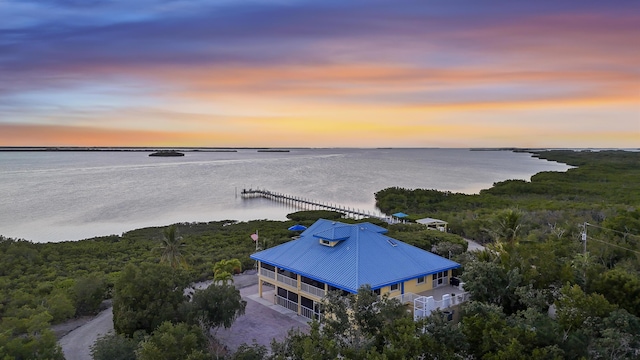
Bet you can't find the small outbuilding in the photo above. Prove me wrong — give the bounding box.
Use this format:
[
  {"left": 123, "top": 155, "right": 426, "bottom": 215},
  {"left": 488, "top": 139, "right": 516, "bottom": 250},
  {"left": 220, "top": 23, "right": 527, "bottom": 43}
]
[
  {"left": 416, "top": 217, "right": 448, "bottom": 232},
  {"left": 392, "top": 212, "right": 409, "bottom": 218}
]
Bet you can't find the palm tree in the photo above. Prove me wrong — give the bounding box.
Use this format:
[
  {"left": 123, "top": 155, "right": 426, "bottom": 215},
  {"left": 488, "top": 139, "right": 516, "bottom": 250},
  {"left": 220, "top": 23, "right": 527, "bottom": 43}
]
[
  {"left": 213, "top": 259, "right": 242, "bottom": 285},
  {"left": 489, "top": 208, "right": 523, "bottom": 244},
  {"left": 158, "top": 225, "right": 187, "bottom": 269}
]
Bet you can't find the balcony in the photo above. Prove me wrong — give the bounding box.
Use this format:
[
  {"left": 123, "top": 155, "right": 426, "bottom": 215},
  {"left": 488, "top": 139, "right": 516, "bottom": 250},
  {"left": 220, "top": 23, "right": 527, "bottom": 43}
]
[
  {"left": 390, "top": 283, "right": 470, "bottom": 320},
  {"left": 275, "top": 295, "right": 298, "bottom": 313},
  {"left": 260, "top": 267, "right": 299, "bottom": 288},
  {"left": 276, "top": 273, "right": 298, "bottom": 288},
  {"left": 300, "top": 282, "right": 325, "bottom": 298},
  {"left": 259, "top": 267, "right": 276, "bottom": 280},
  {"left": 414, "top": 291, "right": 470, "bottom": 320},
  {"left": 300, "top": 305, "right": 323, "bottom": 321},
  {"left": 390, "top": 292, "right": 420, "bottom": 305}
]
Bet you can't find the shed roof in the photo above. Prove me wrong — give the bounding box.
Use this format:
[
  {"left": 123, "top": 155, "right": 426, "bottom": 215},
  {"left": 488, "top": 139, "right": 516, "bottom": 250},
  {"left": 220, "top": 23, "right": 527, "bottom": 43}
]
[
  {"left": 393, "top": 212, "right": 409, "bottom": 218},
  {"left": 416, "top": 218, "right": 448, "bottom": 225},
  {"left": 250, "top": 219, "right": 460, "bottom": 293}
]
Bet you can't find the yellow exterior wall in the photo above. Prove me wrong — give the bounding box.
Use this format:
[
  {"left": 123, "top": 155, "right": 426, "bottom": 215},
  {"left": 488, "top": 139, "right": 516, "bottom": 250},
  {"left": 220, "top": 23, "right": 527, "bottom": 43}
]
[
  {"left": 379, "top": 284, "right": 401, "bottom": 297},
  {"left": 382, "top": 270, "right": 453, "bottom": 296},
  {"left": 403, "top": 276, "right": 433, "bottom": 294},
  {"left": 258, "top": 264, "right": 454, "bottom": 303}
]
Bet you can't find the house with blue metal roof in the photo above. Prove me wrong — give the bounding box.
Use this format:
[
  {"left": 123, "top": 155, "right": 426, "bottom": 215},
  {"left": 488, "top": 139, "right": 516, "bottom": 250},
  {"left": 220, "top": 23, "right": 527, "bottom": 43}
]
[{"left": 250, "top": 219, "right": 462, "bottom": 320}]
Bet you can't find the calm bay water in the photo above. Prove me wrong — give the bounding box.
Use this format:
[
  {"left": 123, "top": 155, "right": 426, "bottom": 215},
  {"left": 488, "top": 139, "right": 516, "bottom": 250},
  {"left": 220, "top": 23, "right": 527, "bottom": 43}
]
[{"left": 0, "top": 148, "right": 571, "bottom": 242}]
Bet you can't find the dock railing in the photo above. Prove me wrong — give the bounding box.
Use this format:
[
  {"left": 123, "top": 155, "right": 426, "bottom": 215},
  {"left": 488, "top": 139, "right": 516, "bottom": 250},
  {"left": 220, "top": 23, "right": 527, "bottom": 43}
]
[{"left": 241, "top": 188, "right": 402, "bottom": 224}]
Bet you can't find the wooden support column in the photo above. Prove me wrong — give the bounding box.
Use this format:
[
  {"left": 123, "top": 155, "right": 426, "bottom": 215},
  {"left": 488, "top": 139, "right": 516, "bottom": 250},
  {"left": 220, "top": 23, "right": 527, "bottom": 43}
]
[
  {"left": 273, "top": 266, "right": 278, "bottom": 305},
  {"left": 297, "top": 274, "right": 302, "bottom": 315}
]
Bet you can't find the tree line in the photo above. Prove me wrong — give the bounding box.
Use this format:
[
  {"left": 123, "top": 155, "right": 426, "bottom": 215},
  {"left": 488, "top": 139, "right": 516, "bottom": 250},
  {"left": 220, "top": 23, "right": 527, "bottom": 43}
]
[{"left": 1, "top": 149, "right": 638, "bottom": 358}]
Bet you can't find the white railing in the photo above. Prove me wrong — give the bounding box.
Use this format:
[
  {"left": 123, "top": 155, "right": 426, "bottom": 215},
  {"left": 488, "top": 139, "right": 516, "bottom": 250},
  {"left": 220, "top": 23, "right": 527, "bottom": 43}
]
[
  {"left": 277, "top": 273, "right": 298, "bottom": 288},
  {"left": 275, "top": 295, "right": 298, "bottom": 312},
  {"left": 300, "top": 306, "right": 323, "bottom": 321},
  {"left": 301, "top": 282, "right": 325, "bottom": 298},
  {"left": 413, "top": 292, "right": 470, "bottom": 320},
  {"left": 259, "top": 268, "right": 276, "bottom": 280},
  {"left": 451, "top": 292, "right": 470, "bottom": 306},
  {"left": 391, "top": 292, "right": 419, "bottom": 305}
]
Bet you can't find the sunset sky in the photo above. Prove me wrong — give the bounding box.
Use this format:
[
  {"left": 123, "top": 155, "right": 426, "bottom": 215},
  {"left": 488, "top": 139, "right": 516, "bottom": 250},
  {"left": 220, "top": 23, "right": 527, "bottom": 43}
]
[{"left": 1, "top": 0, "right": 638, "bottom": 148}]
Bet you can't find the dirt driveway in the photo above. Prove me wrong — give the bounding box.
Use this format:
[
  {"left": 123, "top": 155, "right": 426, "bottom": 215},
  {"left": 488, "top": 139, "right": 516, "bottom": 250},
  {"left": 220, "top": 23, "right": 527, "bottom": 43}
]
[
  {"left": 58, "top": 307, "right": 113, "bottom": 360},
  {"left": 215, "top": 283, "right": 310, "bottom": 352}
]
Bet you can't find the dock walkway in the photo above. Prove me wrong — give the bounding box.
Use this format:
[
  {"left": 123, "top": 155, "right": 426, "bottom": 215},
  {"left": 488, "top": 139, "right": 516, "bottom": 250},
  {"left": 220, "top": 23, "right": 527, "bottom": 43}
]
[{"left": 240, "top": 188, "right": 401, "bottom": 224}]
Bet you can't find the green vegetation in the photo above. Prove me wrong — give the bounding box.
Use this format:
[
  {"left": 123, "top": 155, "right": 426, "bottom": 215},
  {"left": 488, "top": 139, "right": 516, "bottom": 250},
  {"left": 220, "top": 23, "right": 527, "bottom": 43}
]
[
  {"left": 1, "top": 149, "right": 639, "bottom": 359},
  {"left": 213, "top": 259, "right": 243, "bottom": 285},
  {"left": 157, "top": 225, "right": 188, "bottom": 269},
  {"left": 267, "top": 151, "right": 640, "bottom": 359},
  {"left": 96, "top": 261, "right": 246, "bottom": 360},
  {"left": 90, "top": 332, "right": 138, "bottom": 360},
  {"left": 0, "top": 219, "right": 295, "bottom": 359},
  {"left": 376, "top": 150, "right": 640, "bottom": 243},
  {"left": 113, "top": 263, "right": 189, "bottom": 337}
]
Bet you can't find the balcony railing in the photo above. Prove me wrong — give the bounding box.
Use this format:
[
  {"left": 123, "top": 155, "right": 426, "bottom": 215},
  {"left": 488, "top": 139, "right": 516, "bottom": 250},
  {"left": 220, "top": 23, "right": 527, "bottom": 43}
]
[
  {"left": 391, "top": 292, "right": 420, "bottom": 305},
  {"left": 277, "top": 273, "right": 298, "bottom": 288},
  {"left": 413, "top": 292, "right": 470, "bottom": 320},
  {"left": 275, "top": 295, "right": 298, "bottom": 313},
  {"left": 259, "top": 268, "right": 276, "bottom": 280},
  {"left": 301, "top": 282, "right": 325, "bottom": 298},
  {"left": 451, "top": 292, "right": 471, "bottom": 305},
  {"left": 300, "top": 306, "right": 322, "bottom": 321}
]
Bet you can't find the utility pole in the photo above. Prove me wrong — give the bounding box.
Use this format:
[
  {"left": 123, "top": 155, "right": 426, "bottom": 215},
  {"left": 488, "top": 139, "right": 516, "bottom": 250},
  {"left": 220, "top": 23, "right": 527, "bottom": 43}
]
[{"left": 582, "top": 222, "right": 588, "bottom": 254}]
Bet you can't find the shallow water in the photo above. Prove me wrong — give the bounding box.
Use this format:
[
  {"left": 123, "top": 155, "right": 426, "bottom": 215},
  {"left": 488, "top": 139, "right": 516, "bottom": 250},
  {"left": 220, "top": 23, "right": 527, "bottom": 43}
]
[{"left": 0, "top": 148, "right": 570, "bottom": 242}]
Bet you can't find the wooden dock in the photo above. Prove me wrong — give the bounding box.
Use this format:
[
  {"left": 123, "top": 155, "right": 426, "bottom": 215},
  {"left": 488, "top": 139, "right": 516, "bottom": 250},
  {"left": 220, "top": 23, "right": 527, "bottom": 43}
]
[{"left": 240, "top": 188, "right": 400, "bottom": 223}]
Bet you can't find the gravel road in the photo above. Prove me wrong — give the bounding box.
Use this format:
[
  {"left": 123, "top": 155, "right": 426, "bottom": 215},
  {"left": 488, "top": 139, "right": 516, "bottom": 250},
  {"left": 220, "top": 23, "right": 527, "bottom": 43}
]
[{"left": 58, "top": 307, "right": 113, "bottom": 360}]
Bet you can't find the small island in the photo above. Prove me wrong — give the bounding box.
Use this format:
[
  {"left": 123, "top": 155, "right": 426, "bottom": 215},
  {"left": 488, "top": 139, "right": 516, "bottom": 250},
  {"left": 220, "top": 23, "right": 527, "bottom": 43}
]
[{"left": 149, "top": 150, "right": 185, "bottom": 157}]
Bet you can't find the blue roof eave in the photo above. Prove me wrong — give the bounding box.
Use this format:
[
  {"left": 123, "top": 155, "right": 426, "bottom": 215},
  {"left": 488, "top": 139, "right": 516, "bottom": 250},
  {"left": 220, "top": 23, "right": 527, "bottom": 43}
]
[
  {"left": 370, "top": 264, "right": 461, "bottom": 290},
  {"left": 252, "top": 257, "right": 359, "bottom": 294},
  {"left": 251, "top": 255, "right": 460, "bottom": 293}
]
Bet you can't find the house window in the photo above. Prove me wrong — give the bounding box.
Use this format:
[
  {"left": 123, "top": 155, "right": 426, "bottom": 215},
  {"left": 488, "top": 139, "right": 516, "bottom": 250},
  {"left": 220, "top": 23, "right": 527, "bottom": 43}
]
[
  {"left": 320, "top": 239, "right": 331, "bottom": 246},
  {"left": 432, "top": 271, "right": 449, "bottom": 288},
  {"left": 390, "top": 283, "right": 399, "bottom": 291},
  {"left": 417, "top": 276, "right": 425, "bottom": 284}
]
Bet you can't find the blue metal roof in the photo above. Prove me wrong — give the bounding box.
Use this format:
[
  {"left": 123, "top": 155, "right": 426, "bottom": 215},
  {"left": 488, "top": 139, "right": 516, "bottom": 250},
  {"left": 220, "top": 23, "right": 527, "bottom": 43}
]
[
  {"left": 313, "top": 225, "right": 352, "bottom": 241},
  {"left": 393, "top": 212, "right": 409, "bottom": 218},
  {"left": 250, "top": 219, "right": 460, "bottom": 293}
]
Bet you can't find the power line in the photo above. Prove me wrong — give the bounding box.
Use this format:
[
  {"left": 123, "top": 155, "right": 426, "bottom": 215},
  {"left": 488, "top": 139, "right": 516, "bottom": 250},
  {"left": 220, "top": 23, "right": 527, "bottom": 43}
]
[
  {"left": 583, "top": 222, "right": 640, "bottom": 248},
  {"left": 585, "top": 222, "right": 640, "bottom": 242},
  {"left": 586, "top": 236, "right": 640, "bottom": 256}
]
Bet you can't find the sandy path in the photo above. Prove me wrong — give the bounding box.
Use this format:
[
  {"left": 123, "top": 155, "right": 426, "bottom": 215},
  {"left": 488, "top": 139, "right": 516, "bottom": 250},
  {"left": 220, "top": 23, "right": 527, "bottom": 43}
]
[
  {"left": 465, "top": 238, "right": 486, "bottom": 251},
  {"left": 58, "top": 307, "right": 113, "bottom": 360}
]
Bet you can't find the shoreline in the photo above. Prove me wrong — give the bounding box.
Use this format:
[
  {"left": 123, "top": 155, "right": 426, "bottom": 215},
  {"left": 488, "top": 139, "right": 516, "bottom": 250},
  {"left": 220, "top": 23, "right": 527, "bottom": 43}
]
[{"left": 0, "top": 149, "right": 574, "bottom": 243}]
